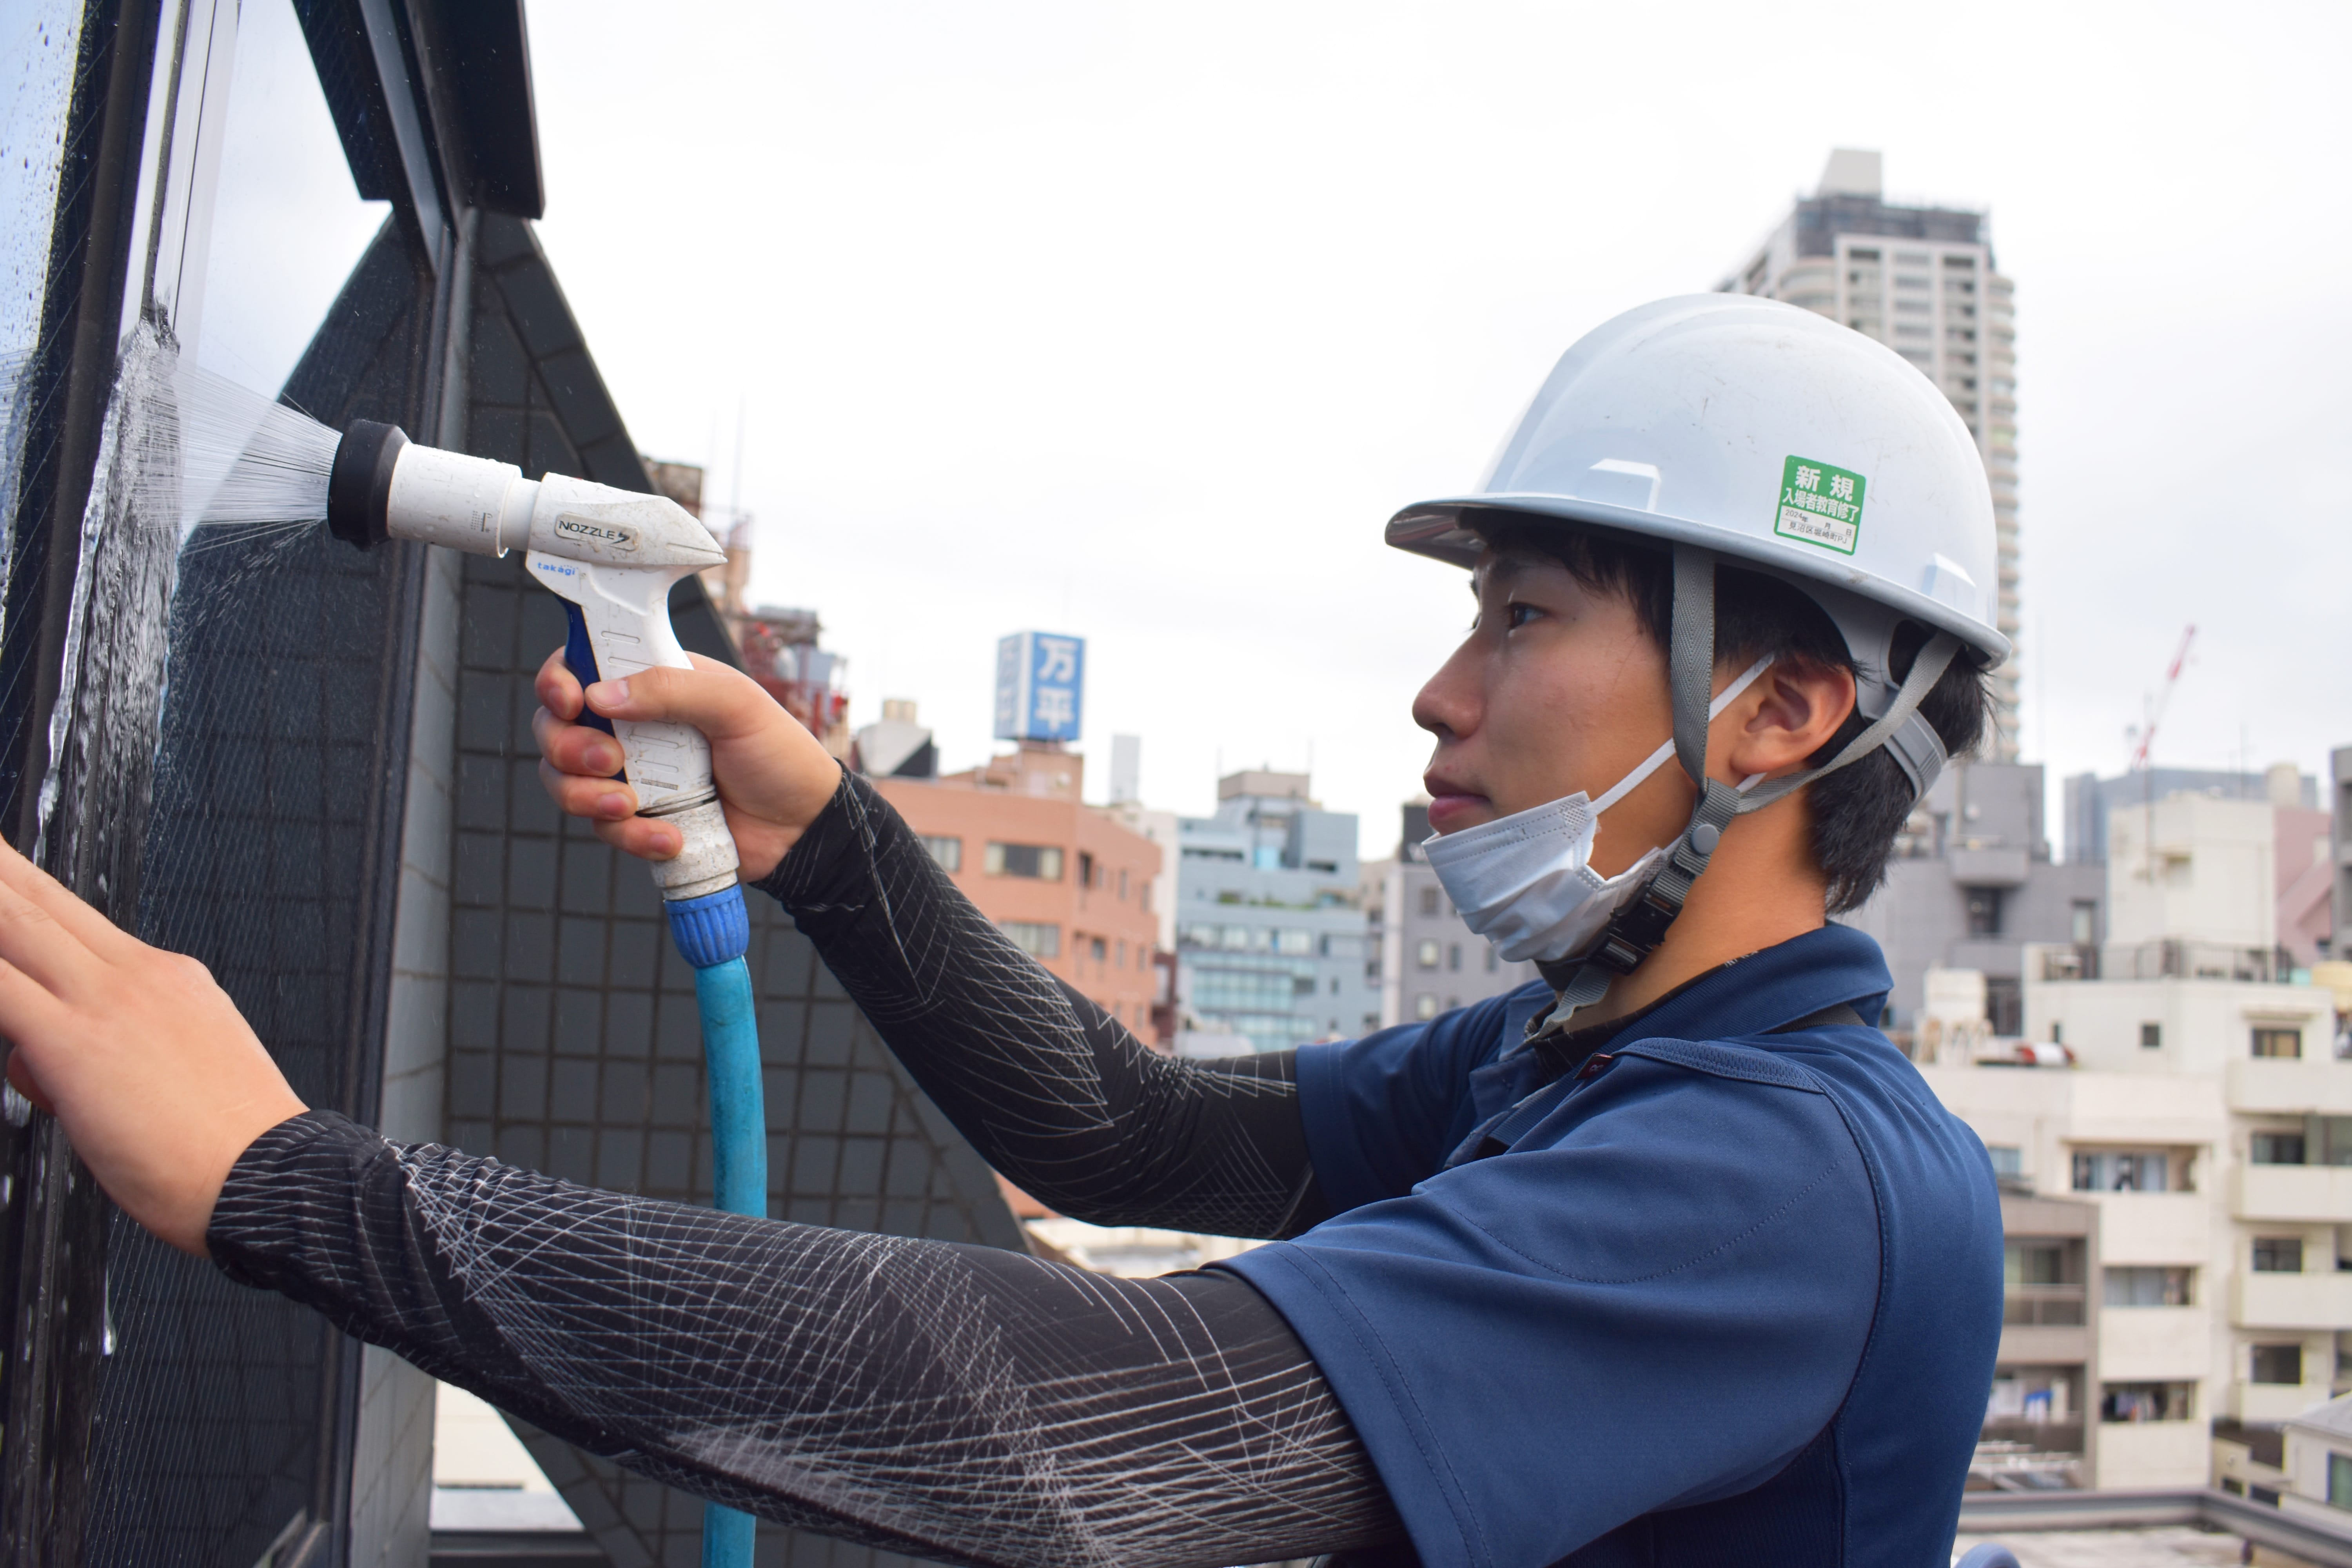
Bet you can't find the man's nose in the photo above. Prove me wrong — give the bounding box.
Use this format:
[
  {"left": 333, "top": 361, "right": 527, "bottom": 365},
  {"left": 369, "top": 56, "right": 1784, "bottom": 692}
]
[{"left": 1412, "top": 641, "right": 1484, "bottom": 741}]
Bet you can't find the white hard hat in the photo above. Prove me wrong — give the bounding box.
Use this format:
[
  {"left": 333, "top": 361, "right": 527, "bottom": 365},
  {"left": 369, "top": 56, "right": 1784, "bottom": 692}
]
[
  {"left": 1392, "top": 295, "right": 2002, "bottom": 1040},
  {"left": 1388, "top": 293, "right": 2009, "bottom": 714}
]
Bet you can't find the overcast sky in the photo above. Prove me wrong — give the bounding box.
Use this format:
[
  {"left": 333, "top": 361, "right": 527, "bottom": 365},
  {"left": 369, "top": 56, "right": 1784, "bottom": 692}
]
[{"left": 509, "top": 0, "right": 2349, "bottom": 853}]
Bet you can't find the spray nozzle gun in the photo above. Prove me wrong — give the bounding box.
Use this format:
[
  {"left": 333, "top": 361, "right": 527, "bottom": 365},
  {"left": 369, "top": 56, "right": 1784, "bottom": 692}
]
[{"left": 329, "top": 421, "right": 746, "bottom": 962}]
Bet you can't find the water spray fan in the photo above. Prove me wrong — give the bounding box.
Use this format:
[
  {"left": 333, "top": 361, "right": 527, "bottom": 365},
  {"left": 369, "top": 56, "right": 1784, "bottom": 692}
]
[{"left": 330, "top": 421, "right": 764, "bottom": 1566}]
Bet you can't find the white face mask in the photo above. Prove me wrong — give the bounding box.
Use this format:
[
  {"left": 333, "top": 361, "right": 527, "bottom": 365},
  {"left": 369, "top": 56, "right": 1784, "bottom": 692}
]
[{"left": 1421, "top": 657, "right": 1773, "bottom": 965}]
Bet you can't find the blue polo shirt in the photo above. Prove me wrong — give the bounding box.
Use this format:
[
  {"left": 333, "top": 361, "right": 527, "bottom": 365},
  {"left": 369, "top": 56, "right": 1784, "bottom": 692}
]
[{"left": 1216, "top": 924, "right": 2002, "bottom": 1568}]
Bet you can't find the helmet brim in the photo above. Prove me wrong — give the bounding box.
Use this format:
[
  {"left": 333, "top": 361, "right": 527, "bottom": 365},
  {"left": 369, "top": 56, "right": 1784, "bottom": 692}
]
[{"left": 1387, "top": 494, "right": 2012, "bottom": 667}]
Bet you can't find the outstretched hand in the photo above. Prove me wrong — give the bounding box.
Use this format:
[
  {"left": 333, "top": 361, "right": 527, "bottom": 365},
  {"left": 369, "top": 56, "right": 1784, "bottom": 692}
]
[
  {"left": 532, "top": 649, "right": 843, "bottom": 884},
  {"left": 0, "top": 835, "right": 305, "bottom": 1256}
]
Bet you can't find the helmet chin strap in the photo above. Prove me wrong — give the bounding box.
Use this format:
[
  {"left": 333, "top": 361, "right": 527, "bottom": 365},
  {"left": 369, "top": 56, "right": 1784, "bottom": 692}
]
[{"left": 1528, "top": 544, "right": 1961, "bottom": 1046}]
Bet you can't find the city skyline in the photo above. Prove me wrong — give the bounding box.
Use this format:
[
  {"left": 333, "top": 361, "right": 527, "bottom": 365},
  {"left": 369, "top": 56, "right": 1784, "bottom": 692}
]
[{"left": 521, "top": 5, "right": 2347, "bottom": 855}]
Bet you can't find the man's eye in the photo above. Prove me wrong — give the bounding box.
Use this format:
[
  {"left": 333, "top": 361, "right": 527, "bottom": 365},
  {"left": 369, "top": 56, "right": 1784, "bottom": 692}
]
[{"left": 1506, "top": 602, "right": 1541, "bottom": 629}]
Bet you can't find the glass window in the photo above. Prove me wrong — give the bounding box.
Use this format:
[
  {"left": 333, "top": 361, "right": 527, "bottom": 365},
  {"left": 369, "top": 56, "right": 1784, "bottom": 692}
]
[
  {"left": 2253, "top": 1237, "right": 2305, "bottom": 1273},
  {"left": 2071, "top": 1151, "right": 2170, "bottom": 1192},
  {"left": 1416, "top": 939, "right": 1440, "bottom": 969},
  {"left": 2251, "top": 1344, "right": 2304, "bottom": 1385},
  {"left": 1089, "top": 936, "right": 1106, "bottom": 963},
  {"left": 1274, "top": 929, "right": 1314, "bottom": 956},
  {"left": 1965, "top": 887, "right": 2004, "bottom": 935},
  {"left": 2330, "top": 1453, "right": 2352, "bottom": 1510},
  {"left": 2102, "top": 1382, "right": 2193, "bottom": 1421},
  {"left": 998, "top": 921, "right": 1060, "bottom": 958},
  {"left": 1078, "top": 850, "right": 1096, "bottom": 887},
  {"left": 2140, "top": 1022, "right": 2162, "bottom": 1049},
  {"left": 2253, "top": 1027, "right": 2303, "bottom": 1059},
  {"left": 1447, "top": 943, "right": 1461, "bottom": 971},
  {"left": 1414, "top": 995, "right": 1439, "bottom": 1021},
  {"left": 2071, "top": 901, "right": 2097, "bottom": 944},
  {"left": 2104, "top": 1267, "right": 2192, "bottom": 1307},
  {"left": 1417, "top": 887, "right": 1440, "bottom": 917},
  {"left": 985, "top": 842, "right": 1064, "bottom": 880},
  {"left": 1986, "top": 1145, "right": 2023, "bottom": 1180},
  {"left": 919, "top": 835, "right": 962, "bottom": 873},
  {"left": 2252, "top": 1131, "right": 2307, "bottom": 1166}
]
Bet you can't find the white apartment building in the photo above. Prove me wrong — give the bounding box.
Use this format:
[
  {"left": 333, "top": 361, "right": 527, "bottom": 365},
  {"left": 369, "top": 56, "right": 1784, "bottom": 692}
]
[
  {"left": 1926, "top": 793, "right": 2347, "bottom": 1491},
  {"left": 1721, "top": 148, "right": 2021, "bottom": 759}
]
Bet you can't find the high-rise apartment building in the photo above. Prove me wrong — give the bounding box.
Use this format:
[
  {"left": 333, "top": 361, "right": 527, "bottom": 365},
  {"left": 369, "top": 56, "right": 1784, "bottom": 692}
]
[{"left": 1721, "top": 148, "right": 2021, "bottom": 759}]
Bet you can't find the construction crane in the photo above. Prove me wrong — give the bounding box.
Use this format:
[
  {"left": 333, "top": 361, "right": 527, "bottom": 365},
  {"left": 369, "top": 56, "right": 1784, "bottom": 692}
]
[{"left": 2127, "top": 624, "right": 2196, "bottom": 771}]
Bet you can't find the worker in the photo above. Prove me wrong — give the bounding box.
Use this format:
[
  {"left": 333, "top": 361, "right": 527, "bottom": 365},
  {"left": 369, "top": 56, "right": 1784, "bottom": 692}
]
[{"left": 0, "top": 294, "right": 2004, "bottom": 1566}]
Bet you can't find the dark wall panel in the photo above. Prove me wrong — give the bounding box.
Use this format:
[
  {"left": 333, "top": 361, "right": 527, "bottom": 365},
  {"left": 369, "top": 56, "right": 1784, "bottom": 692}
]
[{"left": 78, "top": 220, "right": 432, "bottom": 1567}]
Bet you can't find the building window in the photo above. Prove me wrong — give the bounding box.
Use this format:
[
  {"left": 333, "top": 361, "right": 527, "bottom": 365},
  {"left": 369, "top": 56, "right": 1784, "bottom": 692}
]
[
  {"left": 2250, "top": 1344, "right": 2305, "bottom": 1385},
  {"left": 1118, "top": 868, "right": 1129, "bottom": 899},
  {"left": 1090, "top": 936, "right": 1107, "bottom": 964},
  {"left": 986, "top": 842, "right": 1065, "bottom": 880},
  {"left": 2104, "top": 1267, "right": 2192, "bottom": 1307},
  {"left": 2101, "top": 1382, "right": 2193, "bottom": 1422},
  {"left": 1964, "top": 886, "right": 2004, "bottom": 936},
  {"left": 2329, "top": 1453, "right": 2352, "bottom": 1510},
  {"left": 2253, "top": 1237, "right": 2305, "bottom": 1273},
  {"left": 998, "top": 921, "right": 1060, "bottom": 958},
  {"left": 1485, "top": 946, "right": 1498, "bottom": 973},
  {"left": 2252, "top": 1131, "right": 2307, "bottom": 1166},
  {"left": 1414, "top": 995, "right": 1439, "bottom": 1021},
  {"left": 2071, "top": 1151, "right": 2170, "bottom": 1192},
  {"left": 1986, "top": 1145, "right": 2023, "bottom": 1181},
  {"left": 2252, "top": 1027, "right": 2303, "bottom": 1060},
  {"left": 920, "top": 835, "right": 963, "bottom": 872},
  {"left": 2139, "top": 1022, "right": 2161, "bottom": 1049},
  {"left": 2004, "top": 1241, "right": 2083, "bottom": 1325},
  {"left": 1416, "top": 940, "right": 1441, "bottom": 969},
  {"left": 1986, "top": 977, "right": 2022, "bottom": 1037},
  {"left": 1417, "top": 887, "right": 1441, "bottom": 917},
  {"left": 1447, "top": 943, "right": 1462, "bottom": 972},
  {"left": 2070, "top": 902, "right": 2097, "bottom": 944},
  {"left": 1078, "top": 850, "right": 1096, "bottom": 887}
]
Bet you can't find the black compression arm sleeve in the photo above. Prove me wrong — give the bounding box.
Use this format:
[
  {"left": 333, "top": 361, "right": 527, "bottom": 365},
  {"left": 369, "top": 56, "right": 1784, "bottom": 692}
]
[
  {"left": 210, "top": 1112, "right": 1402, "bottom": 1568},
  {"left": 757, "top": 772, "right": 1330, "bottom": 1239}
]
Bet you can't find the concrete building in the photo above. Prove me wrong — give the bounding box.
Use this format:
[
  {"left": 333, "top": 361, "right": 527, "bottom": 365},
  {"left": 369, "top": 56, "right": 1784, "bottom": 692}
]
[
  {"left": 872, "top": 744, "right": 1164, "bottom": 1040},
  {"left": 1364, "top": 801, "right": 1539, "bottom": 1029},
  {"left": 2331, "top": 746, "right": 2352, "bottom": 962},
  {"left": 1845, "top": 761, "right": 2105, "bottom": 1037},
  {"left": 2065, "top": 765, "right": 2318, "bottom": 866},
  {"left": 1925, "top": 794, "right": 2350, "bottom": 1492},
  {"left": 1174, "top": 772, "right": 1372, "bottom": 1052},
  {"left": 1720, "top": 148, "right": 2022, "bottom": 759},
  {"left": 850, "top": 697, "right": 940, "bottom": 780}
]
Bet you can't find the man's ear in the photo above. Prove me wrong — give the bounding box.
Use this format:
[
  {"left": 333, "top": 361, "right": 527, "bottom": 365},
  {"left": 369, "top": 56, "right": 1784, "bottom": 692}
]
[{"left": 1720, "top": 660, "right": 1856, "bottom": 780}]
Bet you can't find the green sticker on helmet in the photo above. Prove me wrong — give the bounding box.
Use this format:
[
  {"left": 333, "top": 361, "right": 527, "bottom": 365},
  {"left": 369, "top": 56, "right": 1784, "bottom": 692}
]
[{"left": 1773, "top": 456, "right": 1866, "bottom": 554}]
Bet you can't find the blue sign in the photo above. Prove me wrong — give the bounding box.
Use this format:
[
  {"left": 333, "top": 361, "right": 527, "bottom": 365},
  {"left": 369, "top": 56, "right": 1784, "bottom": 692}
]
[{"left": 993, "top": 630, "right": 1085, "bottom": 743}]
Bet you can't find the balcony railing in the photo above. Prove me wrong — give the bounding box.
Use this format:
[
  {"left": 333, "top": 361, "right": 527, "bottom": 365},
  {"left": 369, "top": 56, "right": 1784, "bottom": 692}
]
[
  {"left": 2004, "top": 1286, "right": 2086, "bottom": 1326},
  {"left": 2233, "top": 1270, "right": 2352, "bottom": 1330},
  {"left": 2234, "top": 1164, "right": 2352, "bottom": 1223}
]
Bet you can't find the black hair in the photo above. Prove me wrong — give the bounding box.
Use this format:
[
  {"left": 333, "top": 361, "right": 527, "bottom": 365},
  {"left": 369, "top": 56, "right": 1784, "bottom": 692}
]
[{"left": 1479, "top": 519, "right": 1994, "bottom": 914}]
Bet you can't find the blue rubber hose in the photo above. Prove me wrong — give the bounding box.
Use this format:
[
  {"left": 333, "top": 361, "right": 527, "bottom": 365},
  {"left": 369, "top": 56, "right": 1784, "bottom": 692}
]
[
  {"left": 563, "top": 617, "right": 766, "bottom": 1566},
  {"left": 666, "top": 886, "right": 766, "bottom": 1567}
]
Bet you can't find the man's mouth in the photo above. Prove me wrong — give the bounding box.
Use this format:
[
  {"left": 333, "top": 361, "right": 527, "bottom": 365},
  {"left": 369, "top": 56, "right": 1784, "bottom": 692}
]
[{"left": 1423, "top": 778, "right": 1490, "bottom": 836}]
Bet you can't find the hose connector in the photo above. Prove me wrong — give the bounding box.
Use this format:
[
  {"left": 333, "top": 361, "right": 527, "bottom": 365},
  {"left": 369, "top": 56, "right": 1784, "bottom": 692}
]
[{"left": 665, "top": 884, "right": 750, "bottom": 969}]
